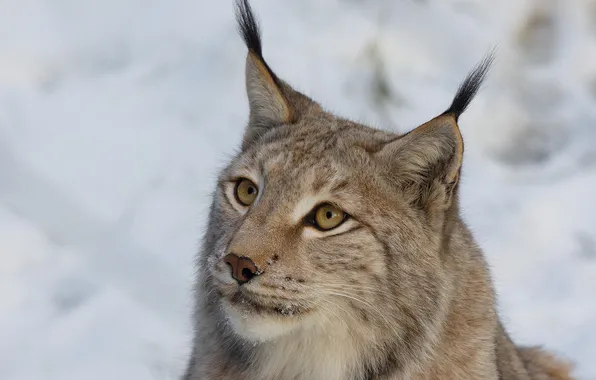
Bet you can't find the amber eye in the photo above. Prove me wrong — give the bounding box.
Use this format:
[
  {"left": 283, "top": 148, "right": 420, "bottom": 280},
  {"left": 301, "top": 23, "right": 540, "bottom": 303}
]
[
  {"left": 313, "top": 203, "right": 347, "bottom": 230},
  {"left": 234, "top": 178, "right": 259, "bottom": 206}
]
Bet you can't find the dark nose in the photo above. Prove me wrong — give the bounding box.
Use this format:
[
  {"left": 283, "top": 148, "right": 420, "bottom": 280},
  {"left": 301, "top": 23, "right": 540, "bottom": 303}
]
[{"left": 223, "top": 253, "right": 260, "bottom": 285}]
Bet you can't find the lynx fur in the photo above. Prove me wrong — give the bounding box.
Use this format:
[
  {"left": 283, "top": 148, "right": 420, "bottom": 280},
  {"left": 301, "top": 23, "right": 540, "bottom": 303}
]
[{"left": 182, "top": 1, "right": 575, "bottom": 379}]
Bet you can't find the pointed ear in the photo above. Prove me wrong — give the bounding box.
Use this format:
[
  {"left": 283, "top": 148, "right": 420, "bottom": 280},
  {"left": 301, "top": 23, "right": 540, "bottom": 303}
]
[
  {"left": 377, "top": 53, "right": 493, "bottom": 211},
  {"left": 377, "top": 115, "right": 464, "bottom": 211},
  {"left": 244, "top": 51, "right": 293, "bottom": 134},
  {"left": 235, "top": 0, "right": 295, "bottom": 149}
]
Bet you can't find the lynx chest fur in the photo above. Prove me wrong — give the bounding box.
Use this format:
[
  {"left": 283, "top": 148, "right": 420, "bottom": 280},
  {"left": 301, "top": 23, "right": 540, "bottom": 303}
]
[{"left": 182, "top": 1, "right": 575, "bottom": 379}]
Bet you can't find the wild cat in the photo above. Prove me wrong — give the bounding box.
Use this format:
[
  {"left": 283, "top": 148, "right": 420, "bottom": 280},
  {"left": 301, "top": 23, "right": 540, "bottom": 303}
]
[{"left": 182, "top": 0, "right": 575, "bottom": 379}]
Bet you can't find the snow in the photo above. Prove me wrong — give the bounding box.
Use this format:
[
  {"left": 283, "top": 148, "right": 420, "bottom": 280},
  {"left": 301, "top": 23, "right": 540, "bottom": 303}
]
[{"left": 0, "top": 0, "right": 595, "bottom": 379}]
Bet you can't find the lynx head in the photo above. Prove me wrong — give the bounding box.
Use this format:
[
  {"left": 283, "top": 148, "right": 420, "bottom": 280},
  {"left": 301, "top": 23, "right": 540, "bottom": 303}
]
[{"left": 203, "top": 0, "right": 492, "bottom": 346}]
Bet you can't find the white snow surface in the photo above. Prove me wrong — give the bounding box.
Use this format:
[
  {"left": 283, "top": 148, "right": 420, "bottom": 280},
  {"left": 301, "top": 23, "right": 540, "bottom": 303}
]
[{"left": 1, "top": 0, "right": 595, "bottom": 379}]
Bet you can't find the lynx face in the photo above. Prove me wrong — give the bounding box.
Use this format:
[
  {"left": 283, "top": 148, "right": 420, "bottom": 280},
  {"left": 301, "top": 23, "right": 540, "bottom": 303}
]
[
  {"left": 208, "top": 120, "right": 434, "bottom": 342},
  {"left": 206, "top": 116, "right": 471, "bottom": 345},
  {"left": 203, "top": 0, "right": 492, "bottom": 348}
]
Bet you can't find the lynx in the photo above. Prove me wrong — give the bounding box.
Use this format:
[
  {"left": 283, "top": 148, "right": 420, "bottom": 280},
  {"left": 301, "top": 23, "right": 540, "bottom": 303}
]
[{"left": 182, "top": 1, "right": 575, "bottom": 379}]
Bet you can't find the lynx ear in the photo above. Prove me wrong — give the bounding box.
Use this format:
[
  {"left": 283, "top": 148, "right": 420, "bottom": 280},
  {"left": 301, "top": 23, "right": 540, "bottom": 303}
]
[
  {"left": 378, "top": 115, "right": 464, "bottom": 210},
  {"left": 235, "top": 0, "right": 294, "bottom": 148},
  {"left": 244, "top": 52, "right": 293, "bottom": 128},
  {"left": 378, "top": 55, "right": 493, "bottom": 210}
]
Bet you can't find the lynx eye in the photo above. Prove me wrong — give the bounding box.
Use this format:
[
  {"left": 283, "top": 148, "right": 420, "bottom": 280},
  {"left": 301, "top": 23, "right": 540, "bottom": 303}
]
[
  {"left": 312, "top": 203, "right": 347, "bottom": 231},
  {"left": 234, "top": 178, "right": 259, "bottom": 206}
]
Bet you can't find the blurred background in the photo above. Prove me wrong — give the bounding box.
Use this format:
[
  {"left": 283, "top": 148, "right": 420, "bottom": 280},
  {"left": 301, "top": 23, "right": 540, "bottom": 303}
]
[{"left": 0, "top": 0, "right": 595, "bottom": 379}]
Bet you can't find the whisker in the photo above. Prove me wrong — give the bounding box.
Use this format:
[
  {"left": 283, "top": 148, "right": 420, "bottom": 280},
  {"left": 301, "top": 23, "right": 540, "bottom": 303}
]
[
  {"left": 317, "top": 290, "right": 393, "bottom": 327},
  {"left": 316, "top": 282, "right": 409, "bottom": 301}
]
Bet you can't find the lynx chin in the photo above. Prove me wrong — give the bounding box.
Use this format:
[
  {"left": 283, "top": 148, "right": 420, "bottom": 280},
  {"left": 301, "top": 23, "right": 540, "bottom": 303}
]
[{"left": 182, "top": 1, "right": 576, "bottom": 379}]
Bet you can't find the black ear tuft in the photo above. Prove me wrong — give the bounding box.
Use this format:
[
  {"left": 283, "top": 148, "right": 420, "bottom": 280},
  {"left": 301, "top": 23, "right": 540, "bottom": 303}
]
[
  {"left": 234, "top": 0, "right": 280, "bottom": 85},
  {"left": 235, "top": 0, "right": 263, "bottom": 57},
  {"left": 442, "top": 52, "right": 495, "bottom": 121}
]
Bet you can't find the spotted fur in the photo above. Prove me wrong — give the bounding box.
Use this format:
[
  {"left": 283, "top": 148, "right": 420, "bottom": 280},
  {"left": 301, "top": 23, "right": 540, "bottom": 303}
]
[{"left": 182, "top": 1, "right": 575, "bottom": 379}]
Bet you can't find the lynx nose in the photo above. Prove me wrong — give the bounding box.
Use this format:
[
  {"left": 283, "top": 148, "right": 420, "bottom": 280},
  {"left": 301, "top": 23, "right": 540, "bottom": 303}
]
[{"left": 223, "top": 253, "right": 260, "bottom": 285}]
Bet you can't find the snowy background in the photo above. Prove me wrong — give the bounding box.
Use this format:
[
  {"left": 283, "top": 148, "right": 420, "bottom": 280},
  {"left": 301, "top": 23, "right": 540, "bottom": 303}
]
[{"left": 1, "top": 0, "right": 595, "bottom": 379}]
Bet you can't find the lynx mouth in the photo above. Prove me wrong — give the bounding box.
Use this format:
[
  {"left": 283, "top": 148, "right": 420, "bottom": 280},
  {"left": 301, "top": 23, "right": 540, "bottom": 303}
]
[
  {"left": 224, "top": 289, "right": 309, "bottom": 317},
  {"left": 211, "top": 272, "right": 312, "bottom": 317},
  {"left": 216, "top": 283, "right": 314, "bottom": 341},
  {"left": 220, "top": 289, "right": 316, "bottom": 342}
]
